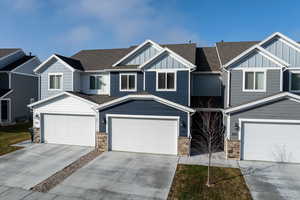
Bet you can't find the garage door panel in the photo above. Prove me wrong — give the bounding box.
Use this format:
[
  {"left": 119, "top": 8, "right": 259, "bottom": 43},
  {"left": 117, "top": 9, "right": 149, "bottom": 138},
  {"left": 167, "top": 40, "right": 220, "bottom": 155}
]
[
  {"left": 242, "top": 121, "right": 300, "bottom": 163},
  {"left": 43, "top": 114, "right": 95, "bottom": 147},
  {"left": 110, "top": 117, "right": 178, "bottom": 155}
]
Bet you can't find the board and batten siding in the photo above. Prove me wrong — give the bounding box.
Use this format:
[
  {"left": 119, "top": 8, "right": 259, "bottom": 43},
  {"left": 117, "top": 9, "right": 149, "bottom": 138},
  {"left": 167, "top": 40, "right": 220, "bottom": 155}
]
[
  {"left": 122, "top": 44, "right": 159, "bottom": 65},
  {"left": 80, "top": 72, "right": 110, "bottom": 95},
  {"left": 99, "top": 100, "right": 188, "bottom": 137},
  {"left": 230, "top": 69, "right": 281, "bottom": 106},
  {"left": 191, "top": 74, "right": 221, "bottom": 96},
  {"left": 110, "top": 71, "right": 143, "bottom": 96},
  {"left": 40, "top": 58, "right": 73, "bottom": 99},
  {"left": 263, "top": 37, "right": 300, "bottom": 67},
  {"left": 145, "top": 71, "right": 189, "bottom": 106},
  {"left": 0, "top": 50, "right": 25, "bottom": 69},
  {"left": 145, "top": 53, "right": 187, "bottom": 70},
  {"left": 229, "top": 98, "right": 300, "bottom": 140}
]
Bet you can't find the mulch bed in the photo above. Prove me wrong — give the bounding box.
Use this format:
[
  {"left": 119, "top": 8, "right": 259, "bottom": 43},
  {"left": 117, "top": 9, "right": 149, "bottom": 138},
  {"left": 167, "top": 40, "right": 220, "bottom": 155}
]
[{"left": 30, "top": 150, "right": 102, "bottom": 192}]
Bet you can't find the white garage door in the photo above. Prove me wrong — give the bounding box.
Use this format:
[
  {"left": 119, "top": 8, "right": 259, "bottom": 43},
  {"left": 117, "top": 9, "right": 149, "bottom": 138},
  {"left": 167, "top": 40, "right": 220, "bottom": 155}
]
[
  {"left": 43, "top": 114, "right": 96, "bottom": 146},
  {"left": 109, "top": 116, "right": 178, "bottom": 155},
  {"left": 242, "top": 121, "right": 300, "bottom": 163}
]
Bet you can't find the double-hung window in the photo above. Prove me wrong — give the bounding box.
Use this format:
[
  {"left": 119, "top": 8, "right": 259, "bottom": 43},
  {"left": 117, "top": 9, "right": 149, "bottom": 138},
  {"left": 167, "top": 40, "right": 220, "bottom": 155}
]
[
  {"left": 157, "top": 72, "right": 176, "bottom": 91},
  {"left": 120, "top": 73, "right": 136, "bottom": 91},
  {"left": 290, "top": 72, "right": 300, "bottom": 92},
  {"left": 90, "top": 75, "right": 104, "bottom": 90},
  {"left": 243, "top": 71, "right": 265, "bottom": 91},
  {"left": 49, "top": 73, "right": 62, "bottom": 90}
]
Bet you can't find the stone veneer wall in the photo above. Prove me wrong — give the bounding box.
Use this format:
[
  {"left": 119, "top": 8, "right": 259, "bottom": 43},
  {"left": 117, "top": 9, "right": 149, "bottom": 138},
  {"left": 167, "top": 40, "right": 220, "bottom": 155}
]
[
  {"left": 178, "top": 137, "right": 190, "bottom": 156},
  {"left": 96, "top": 132, "right": 108, "bottom": 152},
  {"left": 225, "top": 139, "right": 240, "bottom": 159},
  {"left": 33, "top": 128, "right": 41, "bottom": 143}
]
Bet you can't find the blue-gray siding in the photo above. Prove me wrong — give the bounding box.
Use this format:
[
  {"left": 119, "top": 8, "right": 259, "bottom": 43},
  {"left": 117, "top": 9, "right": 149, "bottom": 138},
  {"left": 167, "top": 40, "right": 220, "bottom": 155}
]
[
  {"left": 0, "top": 50, "right": 25, "bottom": 68},
  {"left": 14, "top": 57, "right": 41, "bottom": 75},
  {"left": 145, "top": 71, "right": 189, "bottom": 106},
  {"left": 7, "top": 73, "right": 38, "bottom": 121},
  {"left": 122, "top": 44, "right": 158, "bottom": 65},
  {"left": 40, "top": 58, "right": 73, "bottom": 99},
  {"left": 110, "top": 72, "right": 143, "bottom": 96},
  {"left": 99, "top": 100, "right": 189, "bottom": 137},
  {"left": 0, "top": 73, "right": 9, "bottom": 89},
  {"left": 192, "top": 74, "right": 221, "bottom": 96},
  {"left": 229, "top": 98, "right": 300, "bottom": 139},
  {"left": 145, "top": 52, "right": 187, "bottom": 70},
  {"left": 230, "top": 69, "right": 281, "bottom": 106},
  {"left": 231, "top": 50, "right": 280, "bottom": 68},
  {"left": 263, "top": 38, "right": 300, "bottom": 67}
]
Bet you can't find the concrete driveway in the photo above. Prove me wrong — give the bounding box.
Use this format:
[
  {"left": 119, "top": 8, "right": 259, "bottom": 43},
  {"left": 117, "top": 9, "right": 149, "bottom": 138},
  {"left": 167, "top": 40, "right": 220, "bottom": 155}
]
[
  {"left": 49, "top": 151, "right": 178, "bottom": 200},
  {"left": 239, "top": 161, "right": 300, "bottom": 200},
  {"left": 0, "top": 143, "right": 92, "bottom": 190}
]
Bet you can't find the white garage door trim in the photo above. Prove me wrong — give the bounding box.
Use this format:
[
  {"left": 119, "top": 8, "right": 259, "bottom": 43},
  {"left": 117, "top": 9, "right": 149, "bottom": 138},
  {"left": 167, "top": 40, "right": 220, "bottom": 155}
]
[
  {"left": 106, "top": 114, "right": 179, "bottom": 155},
  {"left": 239, "top": 118, "right": 300, "bottom": 161},
  {"left": 41, "top": 112, "right": 96, "bottom": 146}
]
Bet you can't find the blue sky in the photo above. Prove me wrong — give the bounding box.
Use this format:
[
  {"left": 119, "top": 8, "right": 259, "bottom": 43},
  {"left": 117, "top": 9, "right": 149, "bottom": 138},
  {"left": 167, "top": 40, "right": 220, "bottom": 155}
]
[{"left": 1, "top": 0, "right": 300, "bottom": 60}]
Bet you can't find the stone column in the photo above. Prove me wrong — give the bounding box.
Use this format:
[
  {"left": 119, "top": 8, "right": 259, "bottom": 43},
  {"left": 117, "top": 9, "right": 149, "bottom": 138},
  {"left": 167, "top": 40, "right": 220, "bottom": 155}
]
[
  {"left": 178, "top": 136, "right": 190, "bottom": 156},
  {"left": 96, "top": 132, "right": 108, "bottom": 152},
  {"left": 225, "top": 139, "right": 240, "bottom": 160},
  {"left": 33, "top": 128, "right": 41, "bottom": 143}
]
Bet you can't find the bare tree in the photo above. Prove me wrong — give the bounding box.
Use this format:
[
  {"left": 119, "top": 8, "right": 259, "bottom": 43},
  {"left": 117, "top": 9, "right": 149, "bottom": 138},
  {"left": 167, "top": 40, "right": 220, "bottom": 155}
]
[{"left": 192, "top": 98, "right": 225, "bottom": 187}]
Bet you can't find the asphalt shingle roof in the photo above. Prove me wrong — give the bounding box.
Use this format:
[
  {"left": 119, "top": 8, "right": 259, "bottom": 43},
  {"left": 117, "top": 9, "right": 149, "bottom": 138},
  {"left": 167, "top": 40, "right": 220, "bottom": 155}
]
[
  {"left": 0, "top": 56, "right": 35, "bottom": 71},
  {"left": 55, "top": 54, "right": 84, "bottom": 71},
  {"left": 195, "top": 47, "right": 221, "bottom": 71},
  {"left": 0, "top": 49, "right": 20, "bottom": 59}
]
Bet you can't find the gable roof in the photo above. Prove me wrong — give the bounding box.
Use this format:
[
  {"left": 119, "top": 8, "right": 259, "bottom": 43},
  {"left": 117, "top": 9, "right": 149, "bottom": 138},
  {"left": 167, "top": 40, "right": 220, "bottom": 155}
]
[
  {"left": 224, "top": 92, "right": 300, "bottom": 114},
  {"left": 195, "top": 47, "right": 221, "bottom": 72},
  {"left": 0, "top": 56, "right": 35, "bottom": 71},
  {"left": 54, "top": 54, "right": 84, "bottom": 71},
  {"left": 0, "top": 49, "right": 20, "bottom": 59}
]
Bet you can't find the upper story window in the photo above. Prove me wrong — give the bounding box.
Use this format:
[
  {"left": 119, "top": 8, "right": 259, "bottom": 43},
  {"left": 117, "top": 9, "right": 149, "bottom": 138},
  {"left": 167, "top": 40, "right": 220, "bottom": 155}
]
[
  {"left": 120, "top": 73, "right": 136, "bottom": 91},
  {"left": 290, "top": 71, "right": 300, "bottom": 92},
  {"left": 156, "top": 72, "right": 176, "bottom": 91},
  {"left": 48, "top": 73, "right": 63, "bottom": 90},
  {"left": 90, "top": 75, "right": 104, "bottom": 90},
  {"left": 243, "top": 71, "right": 265, "bottom": 92}
]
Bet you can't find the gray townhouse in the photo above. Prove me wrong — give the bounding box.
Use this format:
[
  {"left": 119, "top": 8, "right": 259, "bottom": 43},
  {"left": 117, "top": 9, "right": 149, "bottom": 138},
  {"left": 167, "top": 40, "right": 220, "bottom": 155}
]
[
  {"left": 0, "top": 49, "right": 40, "bottom": 124},
  {"left": 28, "top": 32, "right": 300, "bottom": 163}
]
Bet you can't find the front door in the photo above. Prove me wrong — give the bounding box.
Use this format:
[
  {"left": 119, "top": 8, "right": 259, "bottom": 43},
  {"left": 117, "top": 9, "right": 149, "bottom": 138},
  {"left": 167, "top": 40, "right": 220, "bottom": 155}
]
[{"left": 1, "top": 100, "right": 10, "bottom": 123}]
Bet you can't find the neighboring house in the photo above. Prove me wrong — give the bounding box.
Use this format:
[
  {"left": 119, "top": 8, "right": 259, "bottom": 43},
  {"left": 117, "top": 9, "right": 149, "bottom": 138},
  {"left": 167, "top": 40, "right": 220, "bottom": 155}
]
[
  {"left": 28, "top": 41, "right": 222, "bottom": 156},
  {"left": 0, "top": 48, "right": 40, "bottom": 124}
]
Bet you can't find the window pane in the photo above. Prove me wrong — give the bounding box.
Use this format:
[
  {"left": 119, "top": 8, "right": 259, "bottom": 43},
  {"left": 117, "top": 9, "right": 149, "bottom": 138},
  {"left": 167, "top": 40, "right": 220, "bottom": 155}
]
[
  {"left": 90, "top": 76, "right": 95, "bottom": 89},
  {"left": 158, "top": 73, "right": 165, "bottom": 89},
  {"left": 1, "top": 100, "right": 8, "bottom": 121},
  {"left": 121, "top": 75, "right": 127, "bottom": 90},
  {"left": 167, "top": 73, "right": 175, "bottom": 89},
  {"left": 95, "top": 76, "right": 102, "bottom": 90},
  {"left": 245, "top": 72, "right": 254, "bottom": 90},
  {"left": 56, "top": 75, "right": 61, "bottom": 89},
  {"left": 255, "top": 72, "right": 264, "bottom": 90},
  {"left": 128, "top": 75, "right": 135, "bottom": 90},
  {"left": 49, "top": 75, "right": 55, "bottom": 89},
  {"left": 292, "top": 73, "right": 300, "bottom": 91}
]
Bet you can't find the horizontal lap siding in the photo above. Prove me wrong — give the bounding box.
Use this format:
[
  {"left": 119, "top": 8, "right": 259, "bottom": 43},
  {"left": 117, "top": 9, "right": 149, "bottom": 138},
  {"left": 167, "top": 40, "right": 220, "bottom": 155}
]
[
  {"left": 99, "top": 100, "right": 188, "bottom": 137},
  {"left": 40, "top": 59, "right": 73, "bottom": 99},
  {"left": 110, "top": 72, "right": 143, "bottom": 96},
  {"left": 229, "top": 98, "right": 300, "bottom": 139},
  {"left": 230, "top": 70, "right": 281, "bottom": 106}
]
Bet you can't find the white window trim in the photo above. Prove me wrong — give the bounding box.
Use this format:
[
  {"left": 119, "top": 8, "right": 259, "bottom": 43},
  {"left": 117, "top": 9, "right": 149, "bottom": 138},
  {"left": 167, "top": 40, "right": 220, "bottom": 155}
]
[
  {"left": 48, "top": 73, "right": 63, "bottom": 91},
  {"left": 289, "top": 70, "right": 300, "bottom": 92},
  {"left": 156, "top": 71, "right": 177, "bottom": 92},
  {"left": 242, "top": 69, "right": 266, "bottom": 92},
  {"left": 119, "top": 73, "right": 137, "bottom": 92},
  {"left": 89, "top": 74, "right": 105, "bottom": 91}
]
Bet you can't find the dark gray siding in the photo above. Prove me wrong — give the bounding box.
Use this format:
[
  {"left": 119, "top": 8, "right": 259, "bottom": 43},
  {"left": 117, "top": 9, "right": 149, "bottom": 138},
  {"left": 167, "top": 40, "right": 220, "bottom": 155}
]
[
  {"left": 229, "top": 98, "right": 300, "bottom": 139},
  {"left": 145, "top": 71, "right": 189, "bottom": 106},
  {"left": 230, "top": 69, "right": 281, "bottom": 106},
  {"left": 222, "top": 71, "right": 228, "bottom": 108},
  {"left": 0, "top": 73, "right": 9, "bottom": 89},
  {"left": 110, "top": 72, "right": 143, "bottom": 96},
  {"left": 14, "top": 57, "right": 41, "bottom": 75},
  {"left": 8, "top": 73, "right": 38, "bottom": 121},
  {"left": 191, "top": 73, "right": 221, "bottom": 96},
  {"left": 99, "top": 100, "right": 189, "bottom": 137}
]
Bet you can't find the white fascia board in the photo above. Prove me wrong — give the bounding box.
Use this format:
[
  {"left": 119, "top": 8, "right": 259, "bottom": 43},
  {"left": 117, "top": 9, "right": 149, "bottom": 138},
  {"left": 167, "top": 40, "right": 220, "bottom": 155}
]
[
  {"left": 139, "top": 48, "right": 196, "bottom": 70},
  {"left": 28, "top": 91, "right": 99, "bottom": 108},
  {"left": 34, "top": 54, "right": 76, "bottom": 73},
  {"left": 96, "top": 94, "right": 195, "bottom": 113},
  {"left": 112, "top": 40, "right": 163, "bottom": 67},
  {"left": 224, "top": 92, "right": 300, "bottom": 114},
  {"left": 223, "top": 45, "right": 289, "bottom": 69}
]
